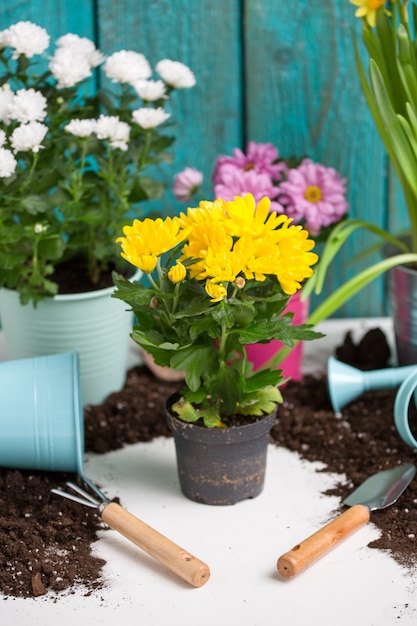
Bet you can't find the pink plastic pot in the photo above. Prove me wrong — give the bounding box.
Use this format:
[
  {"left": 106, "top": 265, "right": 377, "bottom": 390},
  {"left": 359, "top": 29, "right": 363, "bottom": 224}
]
[{"left": 245, "top": 291, "right": 310, "bottom": 382}]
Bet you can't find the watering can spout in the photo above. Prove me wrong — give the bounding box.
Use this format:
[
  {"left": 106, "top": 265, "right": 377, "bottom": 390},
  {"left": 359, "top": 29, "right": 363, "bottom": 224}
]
[{"left": 327, "top": 356, "right": 417, "bottom": 413}]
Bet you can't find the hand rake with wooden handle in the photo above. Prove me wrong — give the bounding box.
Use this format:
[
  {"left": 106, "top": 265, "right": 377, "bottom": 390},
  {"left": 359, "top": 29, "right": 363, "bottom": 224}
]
[{"left": 52, "top": 475, "right": 210, "bottom": 587}]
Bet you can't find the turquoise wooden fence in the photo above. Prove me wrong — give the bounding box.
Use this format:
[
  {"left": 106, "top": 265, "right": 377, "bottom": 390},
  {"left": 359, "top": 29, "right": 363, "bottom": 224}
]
[{"left": 1, "top": 0, "right": 407, "bottom": 319}]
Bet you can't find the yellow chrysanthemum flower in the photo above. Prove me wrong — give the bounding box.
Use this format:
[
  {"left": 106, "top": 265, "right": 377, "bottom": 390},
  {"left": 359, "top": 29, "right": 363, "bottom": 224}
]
[
  {"left": 117, "top": 216, "right": 188, "bottom": 273},
  {"left": 350, "top": 0, "right": 386, "bottom": 27},
  {"left": 178, "top": 199, "right": 226, "bottom": 231},
  {"left": 168, "top": 262, "right": 187, "bottom": 284},
  {"left": 197, "top": 246, "right": 245, "bottom": 284},
  {"left": 205, "top": 279, "right": 227, "bottom": 302},
  {"left": 223, "top": 193, "right": 288, "bottom": 238},
  {"left": 273, "top": 225, "right": 318, "bottom": 295},
  {"left": 180, "top": 219, "right": 234, "bottom": 278}
]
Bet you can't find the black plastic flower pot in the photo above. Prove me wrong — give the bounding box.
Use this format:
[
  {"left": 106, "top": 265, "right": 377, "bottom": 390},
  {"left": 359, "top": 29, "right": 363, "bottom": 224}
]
[{"left": 165, "top": 396, "right": 277, "bottom": 506}]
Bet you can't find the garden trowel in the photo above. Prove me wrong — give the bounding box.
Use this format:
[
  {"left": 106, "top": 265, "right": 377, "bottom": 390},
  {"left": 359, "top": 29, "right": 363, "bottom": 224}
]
[{"left": 277, "top": 463, "right": 416, "bottom": 578}]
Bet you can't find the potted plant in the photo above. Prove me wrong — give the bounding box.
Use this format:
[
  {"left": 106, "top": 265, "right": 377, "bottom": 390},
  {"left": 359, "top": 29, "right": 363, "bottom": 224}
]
[
  {"left": 172, "top": 141, "right": 349, "bottom": 380},
  {"left": 301, "top": 1, "right": 417, "bottom": 366},
  {"left": 112, "top": 193, "right": 321, "bottom": 505},
  {"left": 0, "top": 21, "right": 196, "bottom": 404}
]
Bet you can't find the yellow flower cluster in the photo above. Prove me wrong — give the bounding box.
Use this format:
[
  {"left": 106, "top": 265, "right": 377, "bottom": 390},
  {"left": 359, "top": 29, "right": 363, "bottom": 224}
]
[
  {"left": 117, "top": 216, "right": 189, "bottom": 273},
  {"left": 117, "top": 194, "right": 318, "bottom": 299}
]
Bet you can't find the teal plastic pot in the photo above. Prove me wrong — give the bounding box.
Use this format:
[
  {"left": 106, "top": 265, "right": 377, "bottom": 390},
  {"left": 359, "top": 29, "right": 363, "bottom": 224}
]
[
  {"left": 0, "top": 268, "right": 141, "bottom": 406},
  {"left": 0, "top": 352, "right": 83, "bottom": 472}
]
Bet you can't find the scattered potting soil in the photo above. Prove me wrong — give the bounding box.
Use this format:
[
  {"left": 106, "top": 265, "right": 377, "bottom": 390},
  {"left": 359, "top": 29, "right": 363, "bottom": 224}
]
[{"left": 1, "top": 327, "right": 417, "bottom": 600}]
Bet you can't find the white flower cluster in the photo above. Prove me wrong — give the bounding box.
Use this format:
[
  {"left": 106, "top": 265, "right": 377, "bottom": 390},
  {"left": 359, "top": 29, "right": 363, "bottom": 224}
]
[
  {"left": 66, "top": 114, "right": 132, "bottom": 152},
  {"left": 0, "top": 21, "right": 196, "bottom": 177},
  {"left": 49, "top": 33, "right": 104, "bottom": 89},
  {"left": 0, "top": 21, "right": 50, "bottom": 59}
]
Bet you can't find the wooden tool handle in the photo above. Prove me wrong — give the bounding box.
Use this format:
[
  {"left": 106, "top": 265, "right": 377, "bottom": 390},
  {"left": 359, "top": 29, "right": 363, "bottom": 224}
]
[
  {"left": 101, "top": 502, "right": 210, "bottom": 587},
  {"left": 277, "top": 504, "right": 370, "bottom": 578}
]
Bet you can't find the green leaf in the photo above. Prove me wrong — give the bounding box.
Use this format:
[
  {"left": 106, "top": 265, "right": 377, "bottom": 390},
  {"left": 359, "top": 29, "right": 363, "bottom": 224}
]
[
  {"left": 212, "top": 365, "right": 243, "bottom": 414},
  {"left": 171, "top": 398, "right": 223, "bottom": 428},
  {"left": 405, "top": 102, "right": 417, "bottom": 141},
  {"left": 171, "top": 399, "right": 200, "bottom": 423},
  {"left": 239, "top": 386, "right": 282, "bottom": 416},
  {"left": 244, "top": 369, "right": 283, "bottom": 392},
  {"left": 369, "top": 59, "right": 417, "bottom": 198},
  {"left": 211, "top": 301, "right": 235, "bottom": 329},
  {"left": 37, "top": 235, "right": 65, "bottom": 260},
  {"left": 0, "top": 249, "right": 26, "bottom": 269},
  {"left": 21, "top": 195, "right": 49, "bottom": 215},
  {"left": 397, "top": 114, "right": 417, "bottom": 162},
  {"left": 112, "top": 273, "right": 153, "bottom": 307},
  {"left": 170, "top": 345, "right": 213, "bottom": 392}
]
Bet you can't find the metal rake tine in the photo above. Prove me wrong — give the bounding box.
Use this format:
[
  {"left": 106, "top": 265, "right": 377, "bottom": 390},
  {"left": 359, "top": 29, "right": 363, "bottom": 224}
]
[
  {"left": 50, "top": 487, "right": 98, "bottom": 509},
  {"left": 65, "top": 481, "right": 102, "bottom": 506},
  {"left": 80, "top": 474, "right": 111, "bottom": 504}
]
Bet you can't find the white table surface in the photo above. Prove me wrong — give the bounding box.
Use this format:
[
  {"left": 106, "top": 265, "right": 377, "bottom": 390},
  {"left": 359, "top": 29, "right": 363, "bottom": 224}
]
[{"left": 3, "top": 317, "right": 417, "bottom": 626}]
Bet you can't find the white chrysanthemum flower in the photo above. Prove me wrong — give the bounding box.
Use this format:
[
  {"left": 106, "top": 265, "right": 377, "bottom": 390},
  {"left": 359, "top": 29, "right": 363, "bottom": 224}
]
[
  {"left": 9, "top": 88, "right": 47, "bottom": 123},
  {"left": 49, "top": 46, "right": 92, "bottom": 89},
  {"left": 0, "top": 85, "right": 13, "bottom": 125},
  {"left": 108, "top": 123, "right": 130, "bottom": 151},
  {"left": 10, "top": 121, "right": 48, "bottom": 153},
  {"left": 94, "top": 114, "right": 130, "bottom": 151},
  {"left": 65, "top": 118, "right": 97, "bottom": 138},
  {"left": 103, "top": 50, "right": 151, "bottom": 84},
  {"left": 132, "top": 107, "right": 171, "bottom": 129},
  {"left": 133, "top": 79, "right": 167, "bottom": 102},
  {"left": 56, "top": 33, "right": 105, "bottom": 68},
  {"left": 155, "top": 59, "right": 196, "bottom": 88},
  {"left": 94, "top": 114, "right": 121, "bottom": 139},
  {"left": 0, "top": 147, "right": 17, "bottom": 177},
  {"left": 4, "top": 21, "right": 50, "bottom": 59}
]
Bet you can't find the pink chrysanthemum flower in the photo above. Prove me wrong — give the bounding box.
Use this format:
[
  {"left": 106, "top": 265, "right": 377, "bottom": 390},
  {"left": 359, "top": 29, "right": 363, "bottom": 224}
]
[
  {"left": 212, "top": 141, "right": 287, "bottom": 185},
  {"left": 214, "top": 168, "right": 284, "bottom": 212},
  {"left": 173, "top": 167, "right": 203, "bottom": 202},
  {"left": 276, "top": 158, "right": 349, "bottom": 235}
]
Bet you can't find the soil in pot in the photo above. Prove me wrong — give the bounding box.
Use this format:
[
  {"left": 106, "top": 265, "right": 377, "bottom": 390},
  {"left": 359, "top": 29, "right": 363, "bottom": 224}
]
[
  {"left": 49, "top": 256, "right": 128, "bottom": 294},
  {"left": 1, "top": 327, "right": 417, "bottom": 598}
]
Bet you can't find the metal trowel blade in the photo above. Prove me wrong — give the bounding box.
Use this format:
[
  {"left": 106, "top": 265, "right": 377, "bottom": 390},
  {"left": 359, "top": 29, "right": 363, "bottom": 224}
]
[{"left": 344, "top": 463, "right": 416, "bottom": 511}]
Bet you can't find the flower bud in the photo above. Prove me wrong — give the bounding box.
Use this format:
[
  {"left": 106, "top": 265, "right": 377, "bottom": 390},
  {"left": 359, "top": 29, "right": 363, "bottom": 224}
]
[
  {"left": 234, "top": 276, "right": 246, "bottom": 289},
  {"left": 205, "top": 279, "right": 227, "bottom": 302},
  {"left": 168, "top": 262, "right": 186, "bottom": 284},
  {"left": 150, "top": 296, "right": 159, "bottom": 308}
]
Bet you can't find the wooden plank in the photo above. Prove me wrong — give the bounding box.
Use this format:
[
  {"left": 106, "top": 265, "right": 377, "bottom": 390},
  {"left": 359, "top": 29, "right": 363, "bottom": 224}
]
[
  {"left": 95, "top": 0, "right": 243, "bottom": 215},
  {"left": 244, "top": 0, "right": 406, "bottom": 318},
  {"left": 0, "top": 1, "right": 95, "bottom": 39}
]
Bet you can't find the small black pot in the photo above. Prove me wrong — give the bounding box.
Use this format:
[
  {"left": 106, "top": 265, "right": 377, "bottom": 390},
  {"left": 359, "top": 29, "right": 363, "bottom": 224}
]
[{"left": 165, "top": 396, "right": 277, "bottom": 506}]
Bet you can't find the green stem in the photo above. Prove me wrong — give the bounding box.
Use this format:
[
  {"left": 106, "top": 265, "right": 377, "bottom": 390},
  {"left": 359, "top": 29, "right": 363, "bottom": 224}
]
[
  {"left": 172, "top": 282, "right": 182, "bottom": 315},
  {"left": 150, "top": 260, "right": 178, "bottom": 327},
  {"left": 139, "top": 130, "right": 152, "bottom": 170},
  {"left": 18, "top": 152, "right": 39, "bottom": 196}
]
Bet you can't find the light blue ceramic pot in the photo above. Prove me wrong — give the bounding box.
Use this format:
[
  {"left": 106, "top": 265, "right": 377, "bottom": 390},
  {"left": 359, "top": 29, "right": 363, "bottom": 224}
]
[{"left": 0, "top": 268, "right": 142, "bottom": 406}]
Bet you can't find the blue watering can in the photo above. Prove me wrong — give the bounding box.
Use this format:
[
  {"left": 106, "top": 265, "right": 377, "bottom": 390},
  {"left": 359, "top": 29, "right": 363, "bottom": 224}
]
[{"left": 327, "top": 356, "right": 417, "bottom": 449}]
